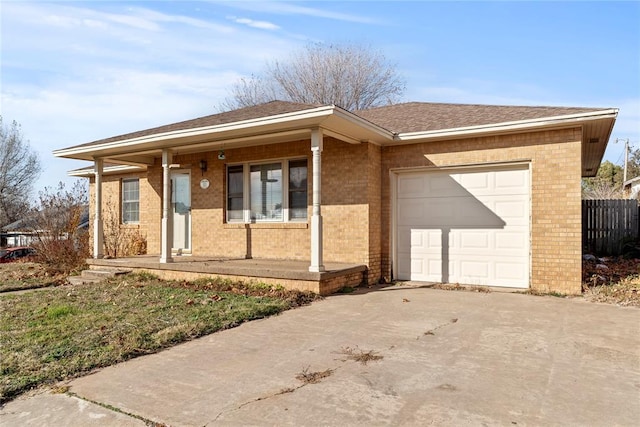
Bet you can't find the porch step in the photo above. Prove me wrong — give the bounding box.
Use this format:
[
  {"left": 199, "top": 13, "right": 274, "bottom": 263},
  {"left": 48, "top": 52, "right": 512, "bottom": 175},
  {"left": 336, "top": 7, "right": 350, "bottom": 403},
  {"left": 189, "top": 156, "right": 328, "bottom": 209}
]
[
  {"left": 67, "top": 268, "right": 132, "bottom": 285},
  {"left": 81, "top": 268, "right": 132, "bottom": 279}
]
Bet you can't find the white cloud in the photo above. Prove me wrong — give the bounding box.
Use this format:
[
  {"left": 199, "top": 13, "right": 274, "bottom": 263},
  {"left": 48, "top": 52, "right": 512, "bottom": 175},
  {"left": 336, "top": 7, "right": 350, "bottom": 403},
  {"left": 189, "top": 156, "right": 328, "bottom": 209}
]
[
  {"left": 212, "top": 0, "right": 379, "bottom": 24},
  {"left": 229, "top": 17, "right": 280, "bottom": 31},
  {"left": 1, "top": 1, "right": 300, "bottom": 196}
]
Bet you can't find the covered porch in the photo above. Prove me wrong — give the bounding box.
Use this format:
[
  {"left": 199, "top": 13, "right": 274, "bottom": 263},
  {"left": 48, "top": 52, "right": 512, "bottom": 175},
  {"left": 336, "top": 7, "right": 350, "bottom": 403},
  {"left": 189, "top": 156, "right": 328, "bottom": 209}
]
[{"left": 86, "top": 256, "right": 367, "bottom": 295}]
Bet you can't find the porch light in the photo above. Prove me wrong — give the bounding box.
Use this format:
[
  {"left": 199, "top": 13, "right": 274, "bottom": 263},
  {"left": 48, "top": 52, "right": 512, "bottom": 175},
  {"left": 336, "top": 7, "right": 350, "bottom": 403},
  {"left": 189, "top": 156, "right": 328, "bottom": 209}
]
[
  {"left": 199, "top": 159, "right": 208, "bottom": 175},
  {"left": 218, "top": 150, "right": 226, "bottom": 160}
]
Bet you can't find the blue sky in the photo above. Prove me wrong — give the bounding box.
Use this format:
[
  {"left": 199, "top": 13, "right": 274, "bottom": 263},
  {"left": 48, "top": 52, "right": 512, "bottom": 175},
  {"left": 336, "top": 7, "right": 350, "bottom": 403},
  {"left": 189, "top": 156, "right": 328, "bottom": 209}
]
[{"left": 1, "top": 1, "right": 639, "bottom": 197}]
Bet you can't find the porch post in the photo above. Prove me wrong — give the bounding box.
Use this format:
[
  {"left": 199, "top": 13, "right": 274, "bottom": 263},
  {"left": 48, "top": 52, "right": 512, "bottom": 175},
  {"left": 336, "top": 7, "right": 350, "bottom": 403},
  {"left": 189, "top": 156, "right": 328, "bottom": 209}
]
[
  {"left": 309, "top": 128, "right": 325, "bottom": 272},
  {"left": 160, "top": 149, "right": 173, "bottom": 263},
  {"left": 93, "top": 158, "right": 104, "bottom": 259}
]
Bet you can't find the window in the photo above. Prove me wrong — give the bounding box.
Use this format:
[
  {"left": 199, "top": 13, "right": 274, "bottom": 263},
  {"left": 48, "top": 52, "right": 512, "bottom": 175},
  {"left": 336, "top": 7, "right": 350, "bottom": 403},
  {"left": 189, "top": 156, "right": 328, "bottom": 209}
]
[
  {"left": 226, "top": 159, "right": 307, "bottom": 222},
  {"left": 288, "top": 160, "right": 308, "bottom": 220},
  {"left": 122, "top": 178, "right": 139, "bottom": 224},
  {"left": 227, "top": 165, "right": 244, "bottom": 221},
  {"left": 250, "top": 163, "right": 283, "bottom": 221}
]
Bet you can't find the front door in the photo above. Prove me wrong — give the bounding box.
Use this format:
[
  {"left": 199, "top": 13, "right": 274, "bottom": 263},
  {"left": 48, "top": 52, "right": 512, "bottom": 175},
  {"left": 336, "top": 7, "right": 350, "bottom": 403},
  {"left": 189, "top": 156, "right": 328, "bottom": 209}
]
[{"left": 171, "top": 171, "right": 191, "bottom": 253}]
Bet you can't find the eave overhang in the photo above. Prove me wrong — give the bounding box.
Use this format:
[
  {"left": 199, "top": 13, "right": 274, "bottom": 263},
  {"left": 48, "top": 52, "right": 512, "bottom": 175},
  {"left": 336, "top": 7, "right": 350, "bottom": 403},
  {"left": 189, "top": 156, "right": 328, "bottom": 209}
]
[
  {"left": 53, "top": 105, "right": 395, "bottom": 167},
  {"left": 55, "top": 105, "right": 617, "bottom": 179},
  {"left": 391, "top": 108, "right": 618, "bottom": 177}
]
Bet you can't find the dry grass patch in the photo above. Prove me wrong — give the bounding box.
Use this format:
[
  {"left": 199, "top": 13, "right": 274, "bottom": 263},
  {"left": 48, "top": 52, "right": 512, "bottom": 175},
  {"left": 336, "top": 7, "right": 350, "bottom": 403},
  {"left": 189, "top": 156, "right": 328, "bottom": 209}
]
[
  {"left": 582, "top": 257, "right": 640, "bottom": 307},
  {"left": 0, "top": 273, "right": 318, "bottom": 403},
  {"left": 295, "top": 366, "right": 334, "bottom": 384},
  {"left": 583, "top": 275, "right": 640, "bottom": 307},
  {"left": 0, "top": 262, "right": 66, "bottom": 293},
  {"left": 336, "top": 346, "right": 383, "bottom": 365}
]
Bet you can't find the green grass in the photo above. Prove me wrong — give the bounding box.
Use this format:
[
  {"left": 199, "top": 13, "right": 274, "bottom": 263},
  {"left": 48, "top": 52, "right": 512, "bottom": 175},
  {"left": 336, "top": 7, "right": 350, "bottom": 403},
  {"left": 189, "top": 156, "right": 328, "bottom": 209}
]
[{"left": 0, "top": 273, "right": 318, "bottom": 403}]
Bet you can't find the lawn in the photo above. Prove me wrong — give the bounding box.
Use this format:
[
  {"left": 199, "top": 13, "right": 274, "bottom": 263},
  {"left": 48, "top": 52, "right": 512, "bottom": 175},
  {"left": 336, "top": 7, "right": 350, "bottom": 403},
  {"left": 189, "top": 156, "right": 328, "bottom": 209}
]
[
  {"left": 0, "top": 271, "right": 317, "bottom": 403},
  {"left": 0, "top": 262, "right": 67, "bottom": 293}
]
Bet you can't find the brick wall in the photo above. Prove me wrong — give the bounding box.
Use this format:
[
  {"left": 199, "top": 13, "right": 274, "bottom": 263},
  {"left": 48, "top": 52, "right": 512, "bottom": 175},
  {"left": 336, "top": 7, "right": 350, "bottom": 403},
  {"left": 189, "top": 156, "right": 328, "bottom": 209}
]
[
  {"left": 380, "top": 127, "right": 583, "bottom": 294},
  {"left": 87, "top": 126, "right": 582, "bottom": 294},
  {"left": 88, "top": 172, "right": 154, "bottom": 254},
  {"left": 88, "top": 138, "right": 378, "bottom": 277}
]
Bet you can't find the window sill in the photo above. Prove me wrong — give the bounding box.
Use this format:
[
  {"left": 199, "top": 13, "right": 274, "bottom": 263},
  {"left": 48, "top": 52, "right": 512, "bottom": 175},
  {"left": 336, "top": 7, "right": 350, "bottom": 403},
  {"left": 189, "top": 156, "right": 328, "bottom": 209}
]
[
  {"left": 224, "top": 222, "right": 308, "bottom": 229},
  {"left": 120, "top": 223, "right": 140, "bottom": 228}
]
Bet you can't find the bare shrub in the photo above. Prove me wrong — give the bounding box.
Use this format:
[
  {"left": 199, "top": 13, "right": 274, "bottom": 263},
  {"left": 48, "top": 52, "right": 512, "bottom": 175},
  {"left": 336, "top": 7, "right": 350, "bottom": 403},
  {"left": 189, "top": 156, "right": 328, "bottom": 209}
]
[
  {"left": 30, "top": 181, "right": 89, "bottom": 274},
  {"left": 102, "top": 196, "right": 147, "bottom": 258}
]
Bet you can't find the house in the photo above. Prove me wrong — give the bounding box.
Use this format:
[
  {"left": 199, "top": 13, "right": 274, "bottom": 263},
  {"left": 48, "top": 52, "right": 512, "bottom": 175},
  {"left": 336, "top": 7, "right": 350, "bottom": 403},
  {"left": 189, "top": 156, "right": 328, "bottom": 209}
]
[
  {"left": 54, "top": 101, "right": 617, "bottom": 295},
  {"left": 623, "top": 176, "right": 640, "bottom": 199},
  {"left": 1, "top": 218, "right": 38, "bottom": 247},
  {"left": 0, "top": 208, "right": 89, "bottom": 248}
]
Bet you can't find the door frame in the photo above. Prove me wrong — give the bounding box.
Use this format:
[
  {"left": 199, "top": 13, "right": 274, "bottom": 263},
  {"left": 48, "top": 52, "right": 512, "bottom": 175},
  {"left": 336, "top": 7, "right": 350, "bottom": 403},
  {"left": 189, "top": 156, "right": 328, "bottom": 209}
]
[{"left": 170, "top": 169, "right": 192, "bottom": 254}]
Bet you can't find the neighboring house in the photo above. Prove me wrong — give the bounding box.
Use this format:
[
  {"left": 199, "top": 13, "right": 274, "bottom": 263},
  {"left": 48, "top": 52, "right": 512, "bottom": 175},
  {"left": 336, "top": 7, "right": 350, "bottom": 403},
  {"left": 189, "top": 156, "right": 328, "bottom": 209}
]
[
  {"left": 54, "top": 101, "right": 617, "bottom": 295},
  {"left": 0, "top": 208, "right": 89, "bottom": 248},
  {"left": 1, "top": 218, "right": 38, "bottom": 247},
  {"left": 623, "top": 176, "right": 640, "bottom": 199}
]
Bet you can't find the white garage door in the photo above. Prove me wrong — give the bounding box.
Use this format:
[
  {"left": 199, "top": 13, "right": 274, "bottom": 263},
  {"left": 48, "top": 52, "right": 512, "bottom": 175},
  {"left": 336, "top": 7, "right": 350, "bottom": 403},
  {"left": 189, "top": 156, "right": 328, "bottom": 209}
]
[{"left": 396, "top": 165, "right": 530, "bottom": 288}]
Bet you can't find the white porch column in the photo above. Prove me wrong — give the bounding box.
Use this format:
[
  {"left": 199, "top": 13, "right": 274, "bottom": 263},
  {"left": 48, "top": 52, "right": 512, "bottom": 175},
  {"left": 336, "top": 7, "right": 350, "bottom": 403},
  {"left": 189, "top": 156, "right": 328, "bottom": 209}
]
[
  {"left": 160, "top": 149, "right": 173, "bottom": 263},
  {"left": 93, "top": 158, "right": 104, "bottom": 259},
  {"left": 309, "top": 128, "right": 325, "bottom": 272}
]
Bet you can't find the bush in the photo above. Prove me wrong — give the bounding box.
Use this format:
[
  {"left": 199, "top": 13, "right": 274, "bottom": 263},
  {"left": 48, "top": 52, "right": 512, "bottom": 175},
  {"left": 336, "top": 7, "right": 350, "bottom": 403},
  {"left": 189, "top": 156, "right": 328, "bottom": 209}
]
[
  {"left": 102, "top": 196, "right": 147, "bottom": 258},
  {"left": 30, "top": 182, "right": 90, "bottom": 274}
]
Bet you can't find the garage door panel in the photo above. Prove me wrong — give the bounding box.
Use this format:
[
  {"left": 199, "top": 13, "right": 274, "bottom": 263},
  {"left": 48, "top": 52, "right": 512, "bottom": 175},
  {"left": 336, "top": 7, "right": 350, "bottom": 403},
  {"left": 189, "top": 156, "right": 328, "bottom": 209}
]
[
  {"left": 396, "top": 166, "right": 530, "bottom": 288},
  {"left": 397, "top": 176, "right": 425, "bottom": 197},
  {"left": 495, "top": 231, "right": 528, "bottom": 251},
  {"left": 459, "top": 260, "right": 490, "bottom": 280},
  {"left": 459, "top": 232, "right": 490, "bottom": 249},
  {"left": 495, "top": 261, "right": 528, "bottom": 280},
  {"left": 495, "top": 169, "right": 528, "bottom": 190}
]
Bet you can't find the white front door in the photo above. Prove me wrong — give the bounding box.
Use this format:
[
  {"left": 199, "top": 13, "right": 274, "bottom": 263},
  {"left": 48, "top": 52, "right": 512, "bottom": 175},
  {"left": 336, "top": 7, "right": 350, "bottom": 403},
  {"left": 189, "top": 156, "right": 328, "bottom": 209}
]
[{"left": 171, "top": 171, "right": 191, "bottom": 253}]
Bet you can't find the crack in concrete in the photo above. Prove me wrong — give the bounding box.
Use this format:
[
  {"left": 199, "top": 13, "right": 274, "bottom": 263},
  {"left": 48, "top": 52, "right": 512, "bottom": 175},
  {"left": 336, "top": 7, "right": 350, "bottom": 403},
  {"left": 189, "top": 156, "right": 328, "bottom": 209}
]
[
  {"left": 422, "top": 318, "right": 459, "bottom": 338},
  {"left": 66, "top": 391, "right": 166, "bottom": 426},
  {"left": 208, "top": 366, "right": 341, "bottom": 425}
]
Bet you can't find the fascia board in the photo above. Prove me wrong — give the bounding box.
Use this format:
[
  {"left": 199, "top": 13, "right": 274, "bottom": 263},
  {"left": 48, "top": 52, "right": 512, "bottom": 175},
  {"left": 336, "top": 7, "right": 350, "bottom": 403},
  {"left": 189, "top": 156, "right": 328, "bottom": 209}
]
[
  {"left": 330, "top": 108, "right": 396, "bottom": 141},
  {"left": 53, "top": 105, "right": 338, "bottom": 158},
  {"left": 68, "top": 164, "right": 145, "bottom": 177},
  {"left": 395, "top": 109, "right": 619, "bottom": 143}
]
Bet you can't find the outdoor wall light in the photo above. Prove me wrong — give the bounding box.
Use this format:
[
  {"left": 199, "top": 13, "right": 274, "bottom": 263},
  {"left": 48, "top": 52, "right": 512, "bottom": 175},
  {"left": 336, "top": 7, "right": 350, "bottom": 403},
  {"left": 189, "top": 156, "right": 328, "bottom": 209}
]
[
  {"left": 217, "top": 150, "right": 226, "bottom": 160},
  {"left": 199, "top": 159, "right": 208, "bottom": 175}
]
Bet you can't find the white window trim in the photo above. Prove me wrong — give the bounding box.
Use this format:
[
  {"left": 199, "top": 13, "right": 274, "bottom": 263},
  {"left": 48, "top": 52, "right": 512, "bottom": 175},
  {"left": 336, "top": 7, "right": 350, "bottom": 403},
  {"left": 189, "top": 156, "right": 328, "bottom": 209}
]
[
  {"left": 226, "top": 158, "right": 308, "bottom": 223},
  {"left": 122, "top": 178, "right": 140, "bottom": 224}
]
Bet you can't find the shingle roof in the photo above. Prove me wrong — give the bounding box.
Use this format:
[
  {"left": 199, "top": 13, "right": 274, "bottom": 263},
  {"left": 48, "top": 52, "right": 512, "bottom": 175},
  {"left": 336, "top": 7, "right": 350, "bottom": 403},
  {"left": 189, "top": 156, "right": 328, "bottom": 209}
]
[
  {"left": 353, "top": 102, "right": 605, "bottom": 134},
  {"left": 67, "top": 100, "right": 610, "bottom": 150},
  {"left": 73, "top": 101, "right": 321, "bottom": 148}
]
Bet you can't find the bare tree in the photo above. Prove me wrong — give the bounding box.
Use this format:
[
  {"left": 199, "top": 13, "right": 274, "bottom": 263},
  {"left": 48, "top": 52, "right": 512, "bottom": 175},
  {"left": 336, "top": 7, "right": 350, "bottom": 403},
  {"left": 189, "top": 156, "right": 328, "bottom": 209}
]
[
  {"left": 221, "top": 42, "right": 406, "bottom": 111},
  {"left": 0, "top": 116, "right": 41, "bottom": 227}
]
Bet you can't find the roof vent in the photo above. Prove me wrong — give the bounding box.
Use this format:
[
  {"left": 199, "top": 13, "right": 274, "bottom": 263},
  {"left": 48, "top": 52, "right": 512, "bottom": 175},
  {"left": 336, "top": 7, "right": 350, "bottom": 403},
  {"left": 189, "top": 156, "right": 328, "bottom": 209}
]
[
  {"left": 589, "top": 137, "right": 599, "bottom": 144},
  {"left": 586, "top": 168, "right": 594, "bottom": 172}
]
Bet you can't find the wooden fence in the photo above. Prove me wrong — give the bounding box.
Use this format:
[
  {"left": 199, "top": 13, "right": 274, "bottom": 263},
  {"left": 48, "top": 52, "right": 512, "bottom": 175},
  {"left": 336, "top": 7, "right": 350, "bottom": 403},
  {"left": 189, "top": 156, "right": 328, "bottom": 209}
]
[{"left": 582, "top": 199, "right": 639, "bottom": 255}]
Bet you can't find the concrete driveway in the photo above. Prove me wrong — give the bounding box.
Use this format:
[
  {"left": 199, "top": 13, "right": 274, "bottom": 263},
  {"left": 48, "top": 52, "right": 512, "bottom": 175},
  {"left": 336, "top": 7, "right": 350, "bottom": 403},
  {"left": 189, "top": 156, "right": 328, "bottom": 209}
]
[{"left": 2, "top": 285, "right": 639, "bottom": 426}]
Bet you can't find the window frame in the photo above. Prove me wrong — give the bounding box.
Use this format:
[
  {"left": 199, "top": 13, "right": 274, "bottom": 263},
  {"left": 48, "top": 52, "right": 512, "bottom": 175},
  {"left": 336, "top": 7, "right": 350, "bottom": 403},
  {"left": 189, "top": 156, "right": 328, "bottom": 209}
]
[
  {"left": 226, "top": 158, "right": 308, "bottom": 223},
  {"left": 121, "top": 178, "right": 140, "bottom": 224}
]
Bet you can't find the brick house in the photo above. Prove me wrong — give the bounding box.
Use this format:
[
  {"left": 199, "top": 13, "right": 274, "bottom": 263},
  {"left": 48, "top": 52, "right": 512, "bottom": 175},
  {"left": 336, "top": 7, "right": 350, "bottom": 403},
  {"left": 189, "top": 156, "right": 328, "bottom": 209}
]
[{"left": 54, "top": 101, "right": 617, "bottom": 294}]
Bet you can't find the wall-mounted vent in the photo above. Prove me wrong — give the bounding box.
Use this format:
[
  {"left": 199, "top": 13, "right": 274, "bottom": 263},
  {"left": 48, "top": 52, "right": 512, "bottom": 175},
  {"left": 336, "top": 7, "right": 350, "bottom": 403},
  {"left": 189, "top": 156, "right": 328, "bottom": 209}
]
[{"left": 589, "top": 137, "right": 599, "bottom": 144}]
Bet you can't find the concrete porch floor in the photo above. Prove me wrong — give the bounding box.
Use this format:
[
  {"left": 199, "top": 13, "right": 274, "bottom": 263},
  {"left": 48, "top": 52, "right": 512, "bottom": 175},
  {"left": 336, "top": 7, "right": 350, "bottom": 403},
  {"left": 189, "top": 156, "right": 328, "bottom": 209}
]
[{"left": 86, "top": 256, "right": 367, "bottom": 295}]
